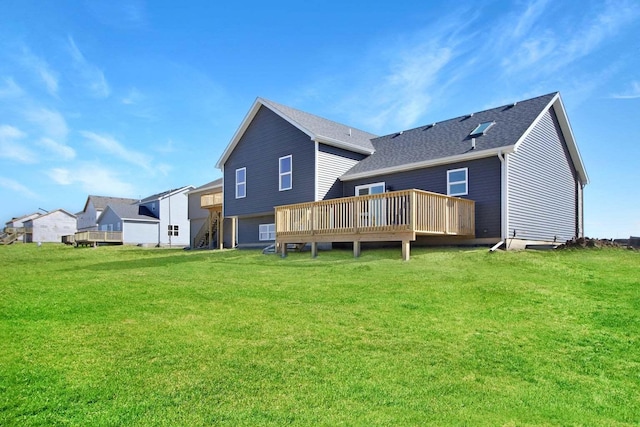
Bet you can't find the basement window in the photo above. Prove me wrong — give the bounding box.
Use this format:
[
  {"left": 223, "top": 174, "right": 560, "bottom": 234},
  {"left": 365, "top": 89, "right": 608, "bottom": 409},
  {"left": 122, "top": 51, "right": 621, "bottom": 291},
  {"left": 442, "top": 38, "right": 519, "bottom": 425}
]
[
  {"left": 470, "top": 121, "right": 494, "bottom": 136},
  {"left": 259, "top": 223, "right": 275, "bottom": 241}
]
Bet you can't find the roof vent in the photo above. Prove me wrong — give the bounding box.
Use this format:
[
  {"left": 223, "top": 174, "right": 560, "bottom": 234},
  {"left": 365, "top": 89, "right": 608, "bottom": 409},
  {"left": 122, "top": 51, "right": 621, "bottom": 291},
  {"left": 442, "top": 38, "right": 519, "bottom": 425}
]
[
  {"left": 471, "top": 138, "right": 476, "bottom": 150},
  {"left": 348, "top": 128, "right": 352, "bottom": 137}
]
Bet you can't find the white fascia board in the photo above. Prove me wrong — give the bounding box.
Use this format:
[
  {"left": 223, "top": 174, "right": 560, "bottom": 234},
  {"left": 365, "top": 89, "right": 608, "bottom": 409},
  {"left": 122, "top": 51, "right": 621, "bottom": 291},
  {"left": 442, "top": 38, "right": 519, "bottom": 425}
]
[
  {"left": 122, "top": 218, "right": 160, "bottom": 223},
  {"left": 513, "top": 93, "right": 589, "bottom": 185},
  {"left": 186, "top": 183, "right": 223, "bottom": 195},
  {"left": 340, "top": 146, "right": 515, "bottom": 182},
  {"left": 315, "top": 135, "right": 375, "bottom": 155},
  {"left": 160, "top": 185, "right": 194, "bottom": 200},
  {"left": 215, "top": 98, "right": 315, "bottom": 169},
  {"left": 551, "top": 96, "right": 589, "bottom": 185}
]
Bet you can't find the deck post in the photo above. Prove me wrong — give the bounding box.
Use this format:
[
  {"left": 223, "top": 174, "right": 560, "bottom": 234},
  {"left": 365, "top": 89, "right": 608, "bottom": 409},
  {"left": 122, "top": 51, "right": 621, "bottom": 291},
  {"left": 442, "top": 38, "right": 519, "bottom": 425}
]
[
  {"left": 311, "top": 241, "right": 318, "bottom": 258},
  {"left": 353, "top": 241, "right": 361, "bottom": 258},
  {"left": 401, "top": 240, "right": 410, "bottom": 261},
  {"left": 217, "top": 212, "right": 223, "bottom": 250},
  {"left": 280, "top": 241, "right": 288, "bottom": 258},
  {"left": 231, "top": 217, "right": 237, "bottom": 248}
]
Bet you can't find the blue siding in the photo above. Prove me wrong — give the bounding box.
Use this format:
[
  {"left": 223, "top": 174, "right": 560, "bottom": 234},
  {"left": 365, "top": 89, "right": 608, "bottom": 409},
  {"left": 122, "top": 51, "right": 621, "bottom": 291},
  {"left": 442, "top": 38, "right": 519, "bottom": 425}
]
[
  {"left": 508, "top": 107, "right": 578, "bottom": 241},
  {"left": 342, "top": 157, "right": 502, "bottom": 238},
  {"left": 317, "top": 144, "right": 366, "bottom": 200},
  {"left": 237, "top": 215, "right": 275, "bottom": 246},
  {"left": 223, "top": 106, "right": 315, "bottom": 217}
]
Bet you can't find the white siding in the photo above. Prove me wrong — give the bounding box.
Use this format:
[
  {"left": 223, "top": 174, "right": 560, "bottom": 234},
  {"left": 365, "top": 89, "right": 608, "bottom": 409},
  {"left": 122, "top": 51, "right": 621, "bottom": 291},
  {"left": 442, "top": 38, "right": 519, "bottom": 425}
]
[
  {"left": 123, "top": 222, "right": 159, "bottom": 245},
  {"left": 508, "top": 108, "right": 577, "bottom": 242},
  {"left": 158, "top": 189, "right": 191, "bottom": 246},
  {"left": 30, "top": 211, "right": 77, "bottom": 243},
  {"left": 317, "top": 147, "right": 362, "bottom": 200}
]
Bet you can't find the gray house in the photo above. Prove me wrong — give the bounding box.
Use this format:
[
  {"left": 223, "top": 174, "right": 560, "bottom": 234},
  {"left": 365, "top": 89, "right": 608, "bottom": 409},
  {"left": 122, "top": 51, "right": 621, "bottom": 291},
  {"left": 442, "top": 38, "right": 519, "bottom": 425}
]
[
  {"left": 216, "top": 92, "right": 588, "bottom": 253},
  {"left": 76, "top": 195, "right": 139, "bottom": 231},
  {"left": 96, "top": 186, "right": 194, "bottom": 247}
]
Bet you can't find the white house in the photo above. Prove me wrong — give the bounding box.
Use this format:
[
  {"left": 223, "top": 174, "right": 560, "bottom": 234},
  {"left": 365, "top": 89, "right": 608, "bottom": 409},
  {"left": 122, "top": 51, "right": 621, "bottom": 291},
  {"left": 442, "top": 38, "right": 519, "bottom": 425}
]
[
  {"left": 24, "top": 209, "right": 77, "bottom": 243},
  {"left": 76, "top": 195, "right": 139, "bottom": 231}
]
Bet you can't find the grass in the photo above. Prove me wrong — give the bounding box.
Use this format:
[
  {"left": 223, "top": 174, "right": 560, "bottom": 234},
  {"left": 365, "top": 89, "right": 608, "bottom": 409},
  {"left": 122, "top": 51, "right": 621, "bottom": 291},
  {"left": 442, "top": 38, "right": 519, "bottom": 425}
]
[{"left": 0, "top": 244, "right": 638, "bottom": 426}]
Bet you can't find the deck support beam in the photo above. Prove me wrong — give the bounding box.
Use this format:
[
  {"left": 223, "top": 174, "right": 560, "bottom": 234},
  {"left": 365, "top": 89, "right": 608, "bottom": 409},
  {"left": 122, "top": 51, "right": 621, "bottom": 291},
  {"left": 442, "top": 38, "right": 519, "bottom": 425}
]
[
  {"left": 311, "top": 242, "right": 318, "bottom": 258},
  {"left": 353, "top": 241, "right": 361, "bottom": 258},
  {"left": 280, "top": 242, "right": 288, "bottom": 258},
  {"left": 401, "top": 240, "right": 410, "bottom": 261}
]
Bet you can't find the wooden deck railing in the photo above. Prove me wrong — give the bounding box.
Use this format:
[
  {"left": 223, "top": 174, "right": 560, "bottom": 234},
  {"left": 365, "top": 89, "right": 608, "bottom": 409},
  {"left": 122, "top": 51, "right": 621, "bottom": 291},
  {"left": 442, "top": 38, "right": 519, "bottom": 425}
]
[
  {"left": 201, "top": 192, "right": 223, "bottom": 209},
  {"left": 74, "top": 231, "right": 123, "bottom": 243},
  {"left": 275, "top": 189, "right": 475, "bottom": 240}
]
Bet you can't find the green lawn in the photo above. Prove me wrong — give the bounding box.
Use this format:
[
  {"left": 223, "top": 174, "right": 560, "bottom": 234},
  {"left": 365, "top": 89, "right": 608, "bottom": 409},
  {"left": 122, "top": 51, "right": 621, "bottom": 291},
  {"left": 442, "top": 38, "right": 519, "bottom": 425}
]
[{"left": 1, "top": 244, "right": 638, "bottom": 426}]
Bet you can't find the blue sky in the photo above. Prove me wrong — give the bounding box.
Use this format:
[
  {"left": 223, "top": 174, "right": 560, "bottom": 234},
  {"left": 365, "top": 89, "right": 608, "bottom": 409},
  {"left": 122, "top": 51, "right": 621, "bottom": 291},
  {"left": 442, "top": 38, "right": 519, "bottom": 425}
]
[{"left": 1, "top": 0, "right": 638, "bottom": 238}]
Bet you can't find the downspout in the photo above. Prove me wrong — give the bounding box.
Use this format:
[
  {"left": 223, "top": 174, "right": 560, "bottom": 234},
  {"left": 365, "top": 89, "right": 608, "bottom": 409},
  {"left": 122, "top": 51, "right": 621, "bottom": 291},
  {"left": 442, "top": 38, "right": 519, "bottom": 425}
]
[{"left": 497, "top": 150, "right": 508, "bottom": 247}]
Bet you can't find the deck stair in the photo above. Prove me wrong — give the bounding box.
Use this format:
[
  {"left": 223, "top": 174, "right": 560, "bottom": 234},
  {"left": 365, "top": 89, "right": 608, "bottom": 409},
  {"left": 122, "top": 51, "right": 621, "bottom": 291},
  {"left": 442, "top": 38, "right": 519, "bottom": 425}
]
[
  {"left": 1, "top": 227, "right": 25, "bottom": 245},
  {"left": 193, "top": 214, "right": 218, "bottom": 249}
]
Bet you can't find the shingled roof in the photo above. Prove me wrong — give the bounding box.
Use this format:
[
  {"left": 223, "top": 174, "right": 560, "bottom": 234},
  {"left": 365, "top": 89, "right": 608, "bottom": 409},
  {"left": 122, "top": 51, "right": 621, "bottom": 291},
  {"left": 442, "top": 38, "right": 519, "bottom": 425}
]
[
  {"left": 101, "top": 201, "right": 159, "bottom": 222},
  {"left": 342, "top": 92, "right": 562, "bottom": 180},
  {"left": 84, "top": 195, "right": 139, "bottom": 212},
  {"left": 216, "top": 97, "right": 377, "bottom": 168},
  {"left": 139, "top": 185, "right": 193, "bottom": 204}
]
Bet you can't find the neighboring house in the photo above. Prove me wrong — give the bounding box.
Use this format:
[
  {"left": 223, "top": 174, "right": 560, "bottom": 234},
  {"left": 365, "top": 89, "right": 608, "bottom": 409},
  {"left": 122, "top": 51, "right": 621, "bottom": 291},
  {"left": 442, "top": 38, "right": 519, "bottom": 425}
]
[
  {"left": 76, "top": 195, "right": 139, "bottom": 231},
  {"left": 96, "top": 202, "right": 160, "bottom": 246},
  {"left": 97, "top": 186, "right": 194, "bottom": 247},
  {"left": 216, "top": 92, "right": 588, "bottom": 251},
  {"left": 2, "top": 212, "right": 41, "bottom": 244},
  {"left": 187, "top": 179, "right": 233, "bottom": 249},
  {"left": 24, "top": 209, "right": 77, "bottom": 243}
]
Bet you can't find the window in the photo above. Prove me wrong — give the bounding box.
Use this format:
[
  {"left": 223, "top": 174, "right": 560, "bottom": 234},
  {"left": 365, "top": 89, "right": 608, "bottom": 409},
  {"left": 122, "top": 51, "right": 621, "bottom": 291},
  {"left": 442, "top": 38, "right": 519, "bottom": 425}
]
[
  {"left": 355, "top": 182, "right": 385, "bottom": 196},
  {"left": 168, "top": 225, "right": 179, "bottom": 236},
  {"left": 469, "top": 121, "right": 495, "bottom": 136},
  {"left": 447, "top": 168, "right": 468, "bottom": 196},
  {"left": 236, "top": 167, "right": 246, "bottom": 199},
  {"left": 279, "top": 155, "right": 292, "bottom": 191},
  {"left": 259, "top": 223, "right": 275, "bottom": 241}
]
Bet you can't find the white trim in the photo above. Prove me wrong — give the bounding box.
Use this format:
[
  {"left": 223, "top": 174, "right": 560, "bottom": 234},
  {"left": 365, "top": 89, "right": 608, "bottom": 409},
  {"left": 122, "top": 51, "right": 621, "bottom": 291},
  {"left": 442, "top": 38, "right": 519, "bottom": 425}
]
[
  {"left": 355, "top": 181, "right": 385, "bottom": 196},
  {"left": 279, "top": 155, "right": 292, "bottom": 191},
  {"left": 258, "top": 223, "right": 276, "bottom": 241},
  {"left": 340, "top": 146, "right": 514, "bottom": 181},
  {"left": 235, "top": 167, "right": 246, "bottom": 199},
  {"left": 447, "top": 168, "right": 468, "bottom": 196},
  {"left": 314, "top": 141, "right": 319, "bottom": 201}
]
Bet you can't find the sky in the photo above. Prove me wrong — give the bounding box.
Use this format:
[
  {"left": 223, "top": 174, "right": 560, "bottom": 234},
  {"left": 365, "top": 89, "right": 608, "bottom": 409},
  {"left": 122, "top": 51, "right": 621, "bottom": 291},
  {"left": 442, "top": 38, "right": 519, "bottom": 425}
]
[{"left": 0, "top": 0, "right": 639, "bottom": 239}]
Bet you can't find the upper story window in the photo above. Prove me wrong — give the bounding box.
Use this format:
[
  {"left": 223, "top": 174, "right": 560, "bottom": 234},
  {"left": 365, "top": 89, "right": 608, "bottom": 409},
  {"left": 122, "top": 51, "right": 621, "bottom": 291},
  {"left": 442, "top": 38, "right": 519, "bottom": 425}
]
[
  {"left": 279, "top": 155, "right": 292, "bottom": 191},
  {"left": 236, "top": 167, "right": 246, "bottom": 199},
  {"left": 447, "top": 168, "right": 468, "bottom": 196}
]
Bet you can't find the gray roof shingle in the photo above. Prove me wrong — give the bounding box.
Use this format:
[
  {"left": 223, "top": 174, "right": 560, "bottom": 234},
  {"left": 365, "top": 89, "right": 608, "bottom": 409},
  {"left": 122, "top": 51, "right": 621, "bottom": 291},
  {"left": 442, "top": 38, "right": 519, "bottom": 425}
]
[
  {"left": 106, "top": 201, "right": 159, "bottom": 221},
  {"left": 87, "top": 195, "right": 139, "bottom": 211},
  {"left": 342, "top": 92, "right": 557, "bottom": 178},
  {"left": 260, "top": 98, "right": 377, "bottom": 153}
]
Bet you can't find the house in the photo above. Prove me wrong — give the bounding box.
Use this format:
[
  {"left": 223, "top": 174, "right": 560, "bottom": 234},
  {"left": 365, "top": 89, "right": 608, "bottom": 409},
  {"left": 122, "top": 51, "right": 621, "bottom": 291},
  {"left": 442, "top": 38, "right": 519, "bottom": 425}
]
[
  {"left": 2, "top": 212, "right": 41, "bottom": 244},
  {"left": 96, "top": 186, "right": 193, "bottom": 247},
  {"left": 187, "top": 179, "right": 233, "bottom": 249},
  {"left": 23, "top": 209, "right": 77, "bottom": 243},
  {"left": 76, "top": 195, "right": 139, "bottom": 231},
  {"left": 216, "top": 92, "right": 588, "bottom": 257}
]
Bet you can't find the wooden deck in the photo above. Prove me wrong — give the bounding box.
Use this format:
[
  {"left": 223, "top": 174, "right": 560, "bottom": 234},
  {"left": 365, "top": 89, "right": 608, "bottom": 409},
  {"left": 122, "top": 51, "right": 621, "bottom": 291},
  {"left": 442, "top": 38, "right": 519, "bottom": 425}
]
[
  {"left": 275, "top": 189, "right": 475, "bottom": 260},
  {"left": 72, "top": 231, "right": 123, "bottom": 247},
  {"left": 201, "top": 192, "right": 223, "bottom": 209}
]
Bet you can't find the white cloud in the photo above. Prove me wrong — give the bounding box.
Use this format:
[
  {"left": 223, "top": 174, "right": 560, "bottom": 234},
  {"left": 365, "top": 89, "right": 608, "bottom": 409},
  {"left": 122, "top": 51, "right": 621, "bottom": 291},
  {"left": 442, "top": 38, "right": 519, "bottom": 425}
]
[
  {"left": 611, "top": 81, "right": 640, "bottom": 99},
  {"left": 0, "top": 176, "right": 39, "bottom": 199},
  {"left": 48, "top": 164, "right": 135, "bottom": 196},
  {"left": 0, "top": 125, "right": 37, "bottom": 163},
  {"left": 122, "top": 87, "right": 143, "bottom": 105},
  {"left": 80, "top": 130, "right": 153, "bottom": 172},
  {"left": 501, "top": 1, "right": 640, "bottom": 76},
  {"left": 67, "top": 36, "right": 110, "bottom": 98},
  {"left": 38, "top": 138, "right": 76, "bottom": 160},
  {"left": 0, "top": 77, "right": 25, "bottom": 98},
  {"left": 25, "top": 108, "right": 69, "bottom": 140},
  {"left": 19, "top": 46, "right": 59, "bottom": 96}
]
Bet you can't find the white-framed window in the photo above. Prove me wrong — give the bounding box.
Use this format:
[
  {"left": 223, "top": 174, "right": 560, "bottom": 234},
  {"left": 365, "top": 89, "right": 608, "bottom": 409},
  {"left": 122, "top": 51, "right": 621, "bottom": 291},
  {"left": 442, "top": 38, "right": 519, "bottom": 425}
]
[
  {"left": 259, "top": 223, "right": 275, "bottom": 241},
  {"left": 168, "top": 225, "right": 179, "bottom": 236},
  {"left": 279, "top": 155, "right": 292, "bottom": 191},
  {"left": 355, "top": 182, "right": 385, "bottom": 196},
  {"left": 447, "top": 168, "right": 468, "bottom": 196},
  {"left": 236, "top": 167, "right": 246, "bottom": 199}
]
